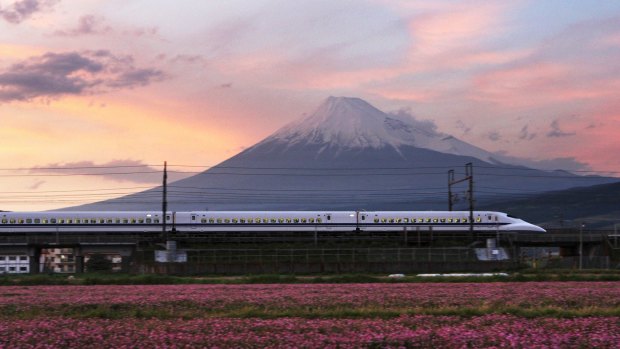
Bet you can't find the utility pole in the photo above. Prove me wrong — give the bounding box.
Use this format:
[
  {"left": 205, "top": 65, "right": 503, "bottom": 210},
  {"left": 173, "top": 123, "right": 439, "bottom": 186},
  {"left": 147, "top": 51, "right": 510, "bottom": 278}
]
[
  {"left": 448, "top": 170, "right": 454, "bottom": 211},
  {"left": 447, "top": 163, "right": 474, "bottom": 233},
  {"left": 579, "top": 222, "right": 584, "bottom": 270},
  {"left": 162, "top": 161, "right": 168, "bottom": 241}
]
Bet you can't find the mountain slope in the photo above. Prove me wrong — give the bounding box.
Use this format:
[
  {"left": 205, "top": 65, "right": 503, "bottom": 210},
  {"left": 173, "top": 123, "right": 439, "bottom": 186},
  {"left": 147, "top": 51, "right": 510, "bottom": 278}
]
[
  {"left": 68, "top": 96, "right": 618, "bottom": 211},
  {"left": 479, "top": 182, "right": 620, "bottom": 229}
]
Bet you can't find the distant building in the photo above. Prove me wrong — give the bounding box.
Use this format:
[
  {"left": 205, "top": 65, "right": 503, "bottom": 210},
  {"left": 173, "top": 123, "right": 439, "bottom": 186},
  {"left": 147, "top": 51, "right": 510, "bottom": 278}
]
[
  {"left": 40, "top": 248, "right": 75, "bottom": 273},
  {"left": 0, "top": 255, "right": 30, "bottom": 274}
]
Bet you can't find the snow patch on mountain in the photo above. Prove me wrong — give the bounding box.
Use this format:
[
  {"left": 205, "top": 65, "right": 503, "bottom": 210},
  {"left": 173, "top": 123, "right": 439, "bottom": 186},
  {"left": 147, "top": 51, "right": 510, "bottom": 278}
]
[{"left": 265, "top": 96, "right": 506, "bottom": 163}]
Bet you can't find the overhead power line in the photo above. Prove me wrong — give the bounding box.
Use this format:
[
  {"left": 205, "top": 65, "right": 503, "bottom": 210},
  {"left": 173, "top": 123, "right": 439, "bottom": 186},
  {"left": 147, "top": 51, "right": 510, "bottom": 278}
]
[{"left": 0, "top": 164, "right": 618, "bottom": 174}]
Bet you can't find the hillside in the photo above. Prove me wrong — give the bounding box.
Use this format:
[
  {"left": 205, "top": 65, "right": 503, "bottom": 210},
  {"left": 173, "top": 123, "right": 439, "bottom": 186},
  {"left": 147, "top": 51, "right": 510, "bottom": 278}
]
[{"left": 480, "top": 182, "right": 620, "bottom": 229}]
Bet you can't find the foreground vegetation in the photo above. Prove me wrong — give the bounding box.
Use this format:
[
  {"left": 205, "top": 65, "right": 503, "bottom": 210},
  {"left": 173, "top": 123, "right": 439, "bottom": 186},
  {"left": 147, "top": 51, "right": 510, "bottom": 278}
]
[
  {"left": 0, "top": 281, "right": 618, "bottom": 347},
  {"left": 3, "top": 269, "right": 620, "bottom": 286}
]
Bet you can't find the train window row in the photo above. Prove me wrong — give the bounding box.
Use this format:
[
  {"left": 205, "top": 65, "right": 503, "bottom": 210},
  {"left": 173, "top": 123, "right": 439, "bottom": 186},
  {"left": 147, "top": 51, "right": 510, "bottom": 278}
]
[
  {"left": 373, "top": 217, "right": 482, "bottom": 223},
  {"left": 199, "top": 218, "right": 323, "bottom": 224},
  {"left": 0, "top": 218, "right": 161, "bottom": 224}
]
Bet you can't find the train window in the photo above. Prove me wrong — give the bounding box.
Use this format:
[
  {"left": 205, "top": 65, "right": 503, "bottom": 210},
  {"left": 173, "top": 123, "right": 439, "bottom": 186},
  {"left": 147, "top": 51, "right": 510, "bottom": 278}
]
[
  {"left": 114, "top": 219, "right": 120, "bottom": 224},
  {"left": 18, "top": 219, "right": 24, "bottom": 224},
  {"left": 381, "top": 218, "right": 386, "bottom": 223},
  {"left": 201, "top": 218, "right": 206, "bottom": 223},
  {"left": 432, "top": 219, "right": 438, "bottom": 223},
  {"left": 138, "top": 219, "right": 144, "bottom": 224},
  {"left": 476, "top": 218, "right": 482, "bottom": 222},
  {"left": 301, "top": 218, "right": 307, "bottom": 223},
  {"left": 233, "top": 219, "right": 239, "bottom": 223},
  {"left": 361, "top": 216, "right": 366, "bottom": 221},
  {"left": 262, "top": 219, "right": 268, "bottom": 223},
  {"left": 146, "top": 218, "right": 152, "bottom": 224},
  {"left": 388, "top": 219, "right": 393, "bottom": 223},
  {"left": 294, "top": 218, "right": 299, "bottom": 223},
  {"left": 403, "top": 218, "right": 409, "bottom": 223},
  {"left": 122, "top": 219, "right": 128, "bottom": 224},
  {"left": 278, "top": 218, "right": 284, "bottom": 223},
  {"left": 327, "top": 215, "right": 331, "bottom": 220},
  {"left": 98, "top": 219, "right": 104, "bottom": 224},
  {"left": 269, "top": 219, "right": 275, "bottom": 223},
  {"left": 316, "top": 218, "right": 322, "bottom": 223},
  {"left": 462, "top": 218, "right": 468, "bottom": 223},
  {"left": 440, "top": 218, "right": 446, "bottom": 223},
  {"left": 50, "top": 219, "right": 56, "bottom": 224},
  {"left": 107, "top": 219, "right": 113, "bottom": 224},
  {"left": 286, "top": 218, "right": 291, "bottom": 223},
  {"left": 240, "top": 219, "right": 245, "bottom": 223},
  {"left": 43, "top": 219, "right": 49, "bottom": 224},
  {"left": 396, "top": 218, "right": 402, "bottom": 223},
  {"left": 154, "top": 219, "right": 160, "bottom": 223},
  {"left": 67, "top": 219, "right": 72, "bottom": 224},
  {"left": 224, "top": 219, "right": 230, "bottom": 223},
  {"left": 191, "top": 215, "right": 196, "bottom": 221},
  {"left": 309, "top": 218, "right": 315, "bottom": 223},
  {"left": 26, "top": 218, "right": 32, "bottom": 224},
  {"left": 1, "top": 219, "right": 6, "bottom": 224},
  {"left": 374, "top": 218, "right": 379, "bottom": 223},
  {"left": 130, "top": 219, "right": 136, "bottom": 224}
]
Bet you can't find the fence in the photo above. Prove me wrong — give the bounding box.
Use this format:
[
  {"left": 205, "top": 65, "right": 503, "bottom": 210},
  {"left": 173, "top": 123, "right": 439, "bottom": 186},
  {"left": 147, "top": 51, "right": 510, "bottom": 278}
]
[{"left": 134, "top": 247, "right": 518, "bottom": 275}]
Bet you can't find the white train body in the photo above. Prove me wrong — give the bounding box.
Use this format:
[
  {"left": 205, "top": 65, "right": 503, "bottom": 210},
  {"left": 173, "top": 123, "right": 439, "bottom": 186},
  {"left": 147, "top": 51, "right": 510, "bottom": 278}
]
[{"left": 0, "top": 210, "right": 545, "bottom": 233}]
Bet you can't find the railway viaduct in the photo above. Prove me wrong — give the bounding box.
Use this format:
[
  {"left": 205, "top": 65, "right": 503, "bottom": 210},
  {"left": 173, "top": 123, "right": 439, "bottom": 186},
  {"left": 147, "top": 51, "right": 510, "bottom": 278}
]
[{"left": 0, "top": 228, "right": 617, "bottom": 274}]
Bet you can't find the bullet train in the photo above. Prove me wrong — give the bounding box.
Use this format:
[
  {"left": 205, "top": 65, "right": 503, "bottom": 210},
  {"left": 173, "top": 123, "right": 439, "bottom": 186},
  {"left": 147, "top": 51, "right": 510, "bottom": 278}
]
[{"left": 0, "top": 210, "right": 545, "bottom": 233}]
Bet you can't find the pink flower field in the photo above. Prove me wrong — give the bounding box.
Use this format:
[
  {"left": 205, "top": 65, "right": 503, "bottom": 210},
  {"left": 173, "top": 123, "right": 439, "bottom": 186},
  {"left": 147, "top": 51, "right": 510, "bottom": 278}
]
[
  {"left": 0, "top": 282, "right": 619, "bottom": 348},
  {"left": 1, "top": 315, "right": 619, "bottom": 348}
]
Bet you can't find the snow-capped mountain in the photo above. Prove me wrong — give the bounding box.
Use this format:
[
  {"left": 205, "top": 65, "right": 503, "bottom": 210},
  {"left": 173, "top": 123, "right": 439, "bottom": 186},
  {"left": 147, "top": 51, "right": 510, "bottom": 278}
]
[
  {"left": 264, "top": 96, "right": 504, "bottom": 164},
  {"left": 70, "top": 96, "right": 617, "bottom": 211}
]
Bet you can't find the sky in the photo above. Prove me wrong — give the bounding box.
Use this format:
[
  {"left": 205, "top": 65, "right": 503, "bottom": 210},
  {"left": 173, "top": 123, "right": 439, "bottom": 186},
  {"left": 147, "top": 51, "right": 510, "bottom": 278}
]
[{"left": 1, "top": 0, "right": 619, "bottom": 210}]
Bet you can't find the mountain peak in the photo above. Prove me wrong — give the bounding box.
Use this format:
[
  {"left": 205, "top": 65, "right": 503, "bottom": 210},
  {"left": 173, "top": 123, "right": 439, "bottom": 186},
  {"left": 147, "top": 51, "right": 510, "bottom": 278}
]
[
  {"left": 268, "top": 96, "right": 405, "bottom": 150},
  {"left": 259, "top": 96, "right": 508, "bottom": 163}
]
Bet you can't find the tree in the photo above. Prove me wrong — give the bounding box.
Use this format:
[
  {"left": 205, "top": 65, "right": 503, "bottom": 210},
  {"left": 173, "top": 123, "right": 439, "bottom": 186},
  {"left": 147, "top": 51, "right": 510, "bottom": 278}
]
[{"left": 85, "top": 254, "right": 113, "bottom": 272}]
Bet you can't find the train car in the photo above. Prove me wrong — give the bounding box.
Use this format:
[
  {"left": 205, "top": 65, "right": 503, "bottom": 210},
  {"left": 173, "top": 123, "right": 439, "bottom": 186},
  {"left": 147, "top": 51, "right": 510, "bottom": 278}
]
[
  {"left": 0, "top": 210, "right": 545, "bottom": 234},
  {"left": 358, "top": 211, "right": 543, "bottom": 232}
]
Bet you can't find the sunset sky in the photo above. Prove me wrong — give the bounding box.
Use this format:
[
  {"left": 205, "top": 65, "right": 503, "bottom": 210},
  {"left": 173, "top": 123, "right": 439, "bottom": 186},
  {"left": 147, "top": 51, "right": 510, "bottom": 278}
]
[{"left": 1, "top": 0, "right": 619, "bottom": 210}]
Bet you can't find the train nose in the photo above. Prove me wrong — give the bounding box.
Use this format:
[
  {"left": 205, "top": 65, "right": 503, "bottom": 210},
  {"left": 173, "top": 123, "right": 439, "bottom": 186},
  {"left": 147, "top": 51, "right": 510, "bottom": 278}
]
[
  {"left": 500, "top": 222, "right": 546, "bottom": 232},
  {"left": 527, "top": 223, "right": 546, "bottom": 233}
]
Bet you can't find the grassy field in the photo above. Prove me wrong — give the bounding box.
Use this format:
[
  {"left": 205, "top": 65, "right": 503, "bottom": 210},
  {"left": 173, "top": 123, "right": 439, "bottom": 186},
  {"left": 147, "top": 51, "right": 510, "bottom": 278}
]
[{"left": 2, "top": 269, "right": 620, "bottom": 286}]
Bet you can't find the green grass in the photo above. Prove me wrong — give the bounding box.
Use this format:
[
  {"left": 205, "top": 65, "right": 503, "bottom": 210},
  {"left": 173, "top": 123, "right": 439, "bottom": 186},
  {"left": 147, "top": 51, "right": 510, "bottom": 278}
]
[
  {"left": 2, "top": 270, "right": 620, "bottom": 286},
  {"left": 2, "top": 302, "right": 619, "bottom": 320}
]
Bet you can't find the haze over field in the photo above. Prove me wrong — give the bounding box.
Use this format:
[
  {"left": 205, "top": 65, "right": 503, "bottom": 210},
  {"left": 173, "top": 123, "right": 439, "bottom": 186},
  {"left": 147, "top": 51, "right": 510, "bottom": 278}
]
[{"left": 1, "top": 0, "right": 620, "bottom": 210}]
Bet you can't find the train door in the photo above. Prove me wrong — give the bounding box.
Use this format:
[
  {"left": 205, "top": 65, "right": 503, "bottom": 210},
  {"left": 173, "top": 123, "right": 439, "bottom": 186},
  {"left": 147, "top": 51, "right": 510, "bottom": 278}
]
[
  {"left": 323, "top": 213, "right": 332, "bottom": 230},
  {"left": 190, "top": 212, "right": 198, "bottom": 231},
  {"left": 356, "top": 211, "right": 368, "bottom": 231}
]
